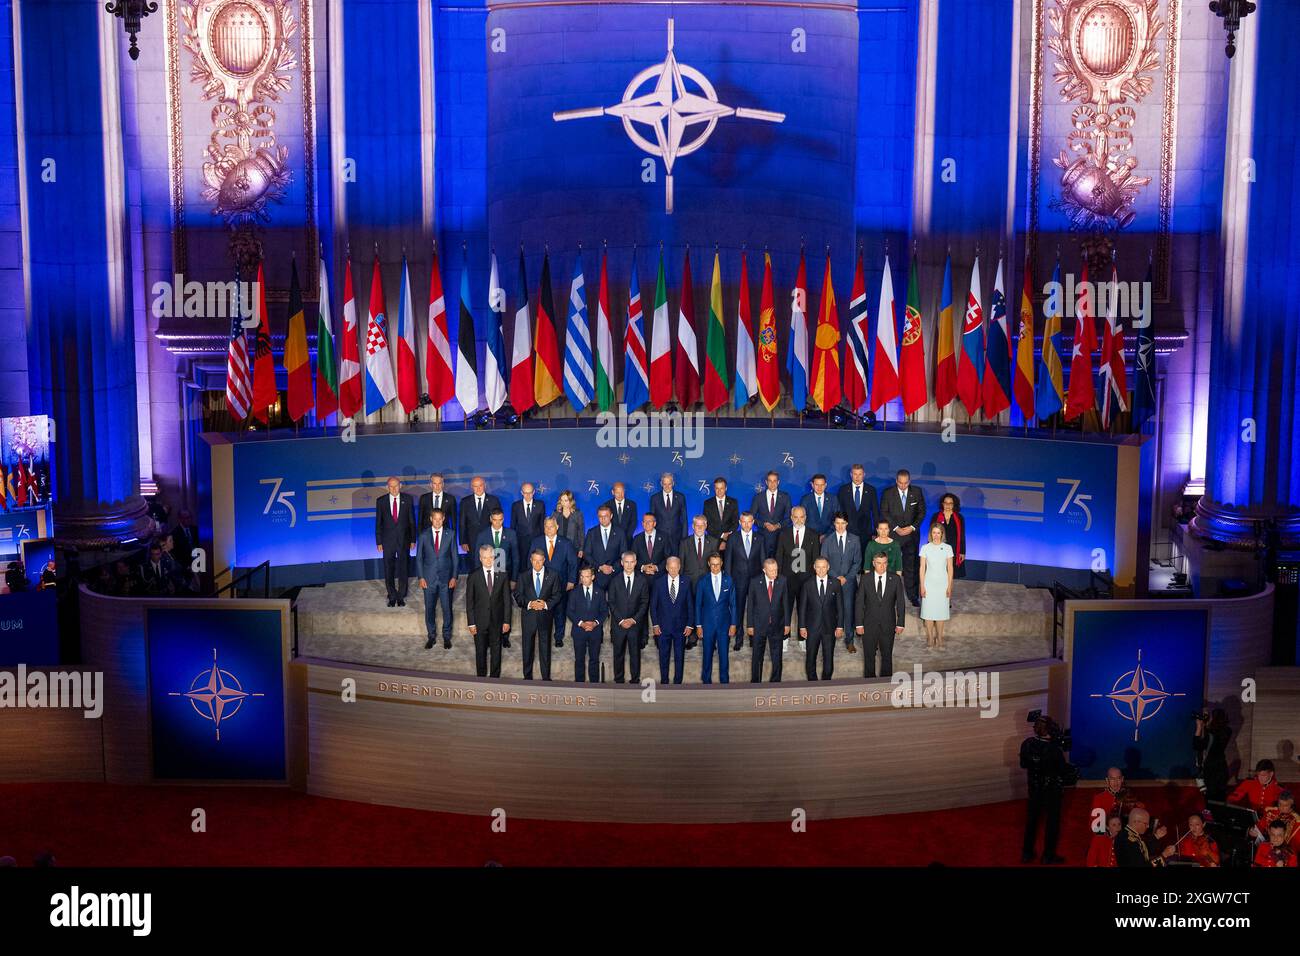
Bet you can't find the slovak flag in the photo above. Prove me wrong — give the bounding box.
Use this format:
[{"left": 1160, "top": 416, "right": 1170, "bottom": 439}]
[
  {"left": 364, "top": 255, "right": 397, "bottom": 415},
  {"left": 957, "top": 257, "right": 985, "bottom": 417}
]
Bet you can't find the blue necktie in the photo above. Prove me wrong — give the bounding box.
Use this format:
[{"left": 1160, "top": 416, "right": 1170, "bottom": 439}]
[{"left": 854, "top": 486, "right": 861, "bottom": 509}]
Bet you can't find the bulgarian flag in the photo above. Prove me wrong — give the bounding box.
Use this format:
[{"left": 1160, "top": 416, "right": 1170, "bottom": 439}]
[
  {"left": 532, "top": 251, "right": 564, "bottom": 409},
  {"left": 338, "top": 256, "right": 363, "bottom": 419},
  {"left": 755, "top": 252, "right": 780, "bottom": 411},
  {"left": 933, "top": 253, "right": 958, "bottom": 411},
  {"left": 648, "top": 248, "right": 672, "bottom": 408},
  {"left": 809, "top": 252, "right": 841, "bottom": 413},
  {"left": 899, "top": 257, "right": 927, "bottom": 415},
  {"left": 702, "top": 250, "right": 729, "bottom": 411},
  {"left": 284, "top": 257, "right": 313, "bottom": 422},
  {"left": 250, "top": 259, "right": 277, "bottom": 423},
  {"left": 315, "top": 255, "right": 339, "bottom": 420},
  {"left": 675, "top": 248, "right": 701, "bottom": 408},
  {"left": 594, "top": 248, "right": 616, "bottom": 411}
]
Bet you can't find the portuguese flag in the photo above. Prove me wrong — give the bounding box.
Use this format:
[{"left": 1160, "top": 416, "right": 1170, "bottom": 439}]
[{"left": 702, "top": 250, "right": 729, "bottom": 411}]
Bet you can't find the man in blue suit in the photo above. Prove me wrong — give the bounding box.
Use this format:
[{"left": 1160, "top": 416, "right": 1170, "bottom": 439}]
[
  {"left": 509, "top": 482, "right": 546, "bottom": 572},
  {"left": 517, "top": 549, "right": 562, "bottom": 680},
  {"left": 566, "top": 565, "right": 608, "bottom": 682},
  {"left": 800, "top": 473, "right": 834, "bottom": 539},
  {"left": 531, "top": 516, "right": 578, "bottom": 646},
  {"left": 694, "top": 552, "right": 737, "bottom": 684},
  {"left": 822, "top": 512, "right": 862, "bottom": 650},
  {"left": 582, "top": 505, "right": 626, "bottom": 590},
  {"left": 473, "top": 508, "right": 518, "bottom": 584},
  {"left": 649, "top": 472, "right": 688, "bottom": 553},
  {"left": 602, "top": 481, "right": 639, "bottom": 541},
  {"left": 725, "top": 512, "right": 766, "bottom": 650},
  {"left": 649, "top": 555, "right": 694, "bottom": 684},
  {"left": 836, "top": 463, "right": 878, "bottom": 543},
  {"left": 415, "top": 507, "right": 457, "bottom": 649},
  {"left": 750, "top": 470, "right": 791, "bottom": 554}
]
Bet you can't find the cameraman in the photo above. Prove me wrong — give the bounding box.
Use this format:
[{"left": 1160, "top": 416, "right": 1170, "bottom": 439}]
[
  {"left": 1193, "top": 708, "right": 1231, "bottom": 802},
  {"left": 1020, "top": 714, "right": 1068, "bottom": 864}
]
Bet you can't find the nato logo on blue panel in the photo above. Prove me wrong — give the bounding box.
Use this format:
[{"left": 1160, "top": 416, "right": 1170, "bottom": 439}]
[
  {"left": 1087, "top": 648, "right": 1185, "bottom": 742},
  {"left": 148, "top": 606, "right": 286, "bottom": 781}
]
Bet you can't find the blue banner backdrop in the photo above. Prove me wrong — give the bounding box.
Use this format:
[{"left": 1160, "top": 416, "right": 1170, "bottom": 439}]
[
  {"left": 1067, "top": 607, "right": 1209, "bottom": 780},
  {"left": 205, "top": 425, "right": 1138, "bottom": 583},
  {"left": 147, "top": 606, "right": 288, "bottom": 781}
]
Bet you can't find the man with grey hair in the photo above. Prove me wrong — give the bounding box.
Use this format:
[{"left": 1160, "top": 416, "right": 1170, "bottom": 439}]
[
  {"left": 1115, "top": 807, "right": 1175, "bottom": 867},
  {"left": 375, "top": 476, "right": 416, "bottom": 607}
]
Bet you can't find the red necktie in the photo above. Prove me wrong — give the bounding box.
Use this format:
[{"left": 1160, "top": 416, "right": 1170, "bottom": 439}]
[
  {"left": 434, "top": 530, "right": 440, "bottom": 553},
  {"left": 767, "top": 580, "right": 773, "bottom": 601},
  {"left": 392, "top": 497, "right": 398, "bottom": 520}
]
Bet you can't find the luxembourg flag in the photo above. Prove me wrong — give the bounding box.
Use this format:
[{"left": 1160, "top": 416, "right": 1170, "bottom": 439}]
[
  {"left": 981, "top": 257, "right": 1012, "bottom": 419},
  {"left": 957, "top": 257, "right": 985, "bottom": 417},
  {"left": 786, "top": 249, "right": 809, "bottom": 412},
  {"left": 395, "top": 256, "right": 419, "bottom": 415},
  {"left": 622, "top": 254, "right": 650, "bottom": 410},
  {"left": 484, "top": 251, "right": 508, "bottom": 413},
  {"left": 869, "top": 254, "right": 900, "bottom": 411},
  {"left": 364, "top": 255, "right": 397, "bottom": 415},
  {"left": 733, "top": 251, "right": 757, "bottom": 409}
]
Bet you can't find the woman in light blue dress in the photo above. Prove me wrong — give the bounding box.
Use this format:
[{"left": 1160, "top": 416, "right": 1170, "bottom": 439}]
[{"left": 918, "top": 523, "right": 954, "bottom": 648}]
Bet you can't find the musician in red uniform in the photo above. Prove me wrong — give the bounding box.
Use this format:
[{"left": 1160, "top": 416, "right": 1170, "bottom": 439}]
[
  {"left": 1256, "top": 790, "right": 1300, "bottom": 850},
  {"left": 1086, "top": 815, "right": 1121, "bottom": 867},
  {"left": 1253, "top": 819, "right": 1299, "bottom": 867},
  {"left": 1175, "top": 812, "right": 1220, "bottom": 867},
  {"left": 1090, "top": 767, "right": 1141, "bottom": 825},
  {"left": 1229, "top": 759, "right": 1282, "bottom": 814}
]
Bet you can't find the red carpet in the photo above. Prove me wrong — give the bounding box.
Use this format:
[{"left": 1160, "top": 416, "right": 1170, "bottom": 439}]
[{"left": 0, "top": 783, "right": 1203, "bottom": 866}]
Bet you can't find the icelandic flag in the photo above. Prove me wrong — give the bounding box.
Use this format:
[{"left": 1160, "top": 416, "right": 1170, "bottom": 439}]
[{"left": 622, "top": 254, "right": 650, "bottom": 410}]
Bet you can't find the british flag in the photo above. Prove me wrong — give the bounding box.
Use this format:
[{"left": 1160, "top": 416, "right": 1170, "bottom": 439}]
[{"left": 225, "top": 277, "right": 252, "bottom": 420}]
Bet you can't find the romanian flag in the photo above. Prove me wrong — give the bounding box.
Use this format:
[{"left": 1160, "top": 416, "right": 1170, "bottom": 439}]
[
  {"left": 532, "top": 251, "right": 564, "bottom": 408},
  {"left": 703, "top": 251, "right": 729, "bottom": 412},
  {"left": 899, "top": 258, "right": 927, "bottom": 415},
  {"left": 1013, "top": 254, "right": 1036, "bottom": 422},
  {"left": 756, "top": 253, "right": 780, "bottom": 411},
  {"left": 1035, "top": 259, "right": 1066, "bottom": 420},
  {"left": 809, "top": 253, "right": 841, "bottom": 413},
  {"left": 284, "top": 257, "right": 313, "bottom": 422},
  {"left": 934, "top": 254, "right": 958, "bottom": 410},
  {"left": 250, "top": 259, "right": 277, "bottom": 423},
  {"left": 1064, "top": 259, "right": 1097, "bottom": 421}
]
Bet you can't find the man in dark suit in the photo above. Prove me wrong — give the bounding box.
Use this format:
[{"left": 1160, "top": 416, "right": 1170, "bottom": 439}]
[
  {"left": 725, "top": 512, "right": 765, "bottom": 649},
  {"left": 459, "top": 475, "right": 503, "bottom": 573},
  {"left": 855, "top": 551, "right": 907, "bottom": 678},
  {"left": 632, "top": 513, "right": 670, "bottom": 581},
  {"left": 169, "top": 509, "right": 200, "bottom": 563},
  {"left": 680, "top": 514, "right": 718, "bottom": 583},
  {"left": 415, "top": 507, "right": 457, "bottom": 649},
  {"left": 837, "top": 463, "right": 878, "bottom": 543},
  {"left": 464, "top": 544, "right": 512, "bottom": 678},
  {"left": 799, "top": 557, "right": 843, "bottom": 680},
  {"left": 509, "top": 481, "right": 546, "bottom": 572},
  {"left": 473, "top": 509, "right": 518, "bottom": 584},
  {"left": 566, "top": 565, "right": 608, "bottom": 682},
  {"left": 582, "top": 505, "right": 626, "bottom": 590},
  {"left": 822, "top": 513, "right": 862, "bottom": 648},
  {"left": 776, "top": 506, "right": 819, "bottom": 642},
  {"left": 531, "top": 517, "right": 578, "bottom": 646},
  {"left": 695, "top": 552, "right": 737, "bottom": 684},
  {"left": 752, "top": 470, "right": 793, "bottom": 556},
  {"left": 602, "top": 481, "right": 639, "bottom": 541},
  {"left": 139, "top": 542, "right": 179, "bottom": 596},
  {"left": 649, "top": 555, "right": 694, "bottom": 684},
  {"left": 607, "top": 551, "right": 650, "bottom": 683},
  {"left": 375, "top": 476, "right": 417, "bottom": 606},
  {"left": 702, "top": 476, "right": 739, "bottom": 549},
  {"left": 649, "top": 472, "right": 688, "bottom": 552},
  {"left": 516, "top": 549, "right": 562, "bottom": 680},
  {"left": 746, "top": 559, "right": 789, "bottom": 682},
  {"left": 800, "top": 474, "right": 834, "bottom": 539},
  {"left": 418, "top": 472, "right": 457, "bottom": 539},
  {"left": 879, "top": 468, "right": 926, "bottom": 606}
]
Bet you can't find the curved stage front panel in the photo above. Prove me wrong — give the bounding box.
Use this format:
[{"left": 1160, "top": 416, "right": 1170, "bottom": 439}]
[{"left": 299, "top": 657, "right": 1055, "bottom": 823}]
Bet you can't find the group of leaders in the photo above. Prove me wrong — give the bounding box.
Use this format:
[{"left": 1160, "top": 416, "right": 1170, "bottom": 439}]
[{"left": 375, "top": 466, "right": 968, "bottom": 684}]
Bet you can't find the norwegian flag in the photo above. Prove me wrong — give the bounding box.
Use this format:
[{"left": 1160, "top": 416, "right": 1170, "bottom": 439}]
[
  {"left": 843, "top": 250, "right": 869, "bottom": 413},
  {"left": 224, "top": 268, "right": 252, "bottom": 421},
  {"left": 426, "top": 248, "right": 455, "bottom": 408}
]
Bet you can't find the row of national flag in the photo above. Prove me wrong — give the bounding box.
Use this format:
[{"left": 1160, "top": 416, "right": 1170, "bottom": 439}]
[{"left": 225, "top": 246, "right": 1158, "bottom": 431}]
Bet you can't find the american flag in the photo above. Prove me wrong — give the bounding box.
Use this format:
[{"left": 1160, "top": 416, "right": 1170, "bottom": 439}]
[{"left": 225, "top": 276, "right": 252, "bottom": 420}]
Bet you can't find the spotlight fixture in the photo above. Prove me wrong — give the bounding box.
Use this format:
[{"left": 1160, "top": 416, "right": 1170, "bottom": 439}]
[
  {"left": 105, "top": 0, "right": 158, "bottom": 61},
  {"left": 1208, "top": 0, "right": 1256, "bottom": 59}
]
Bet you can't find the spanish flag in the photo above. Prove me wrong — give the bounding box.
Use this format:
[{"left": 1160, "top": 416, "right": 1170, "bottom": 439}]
[{"left": 1013, "top": 254, "right": 1036, "bottom": 421}]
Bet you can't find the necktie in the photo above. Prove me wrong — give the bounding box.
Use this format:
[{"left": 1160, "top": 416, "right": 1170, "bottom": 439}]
[
  {"left": 392, "top": 497, "right": 397, "bottom": 521},
  {"left": 819, "top": 579, "right": 825, "bottom": 599},
  {"left": 795, "top": 528, "right": 802, "bottom": 549},
  {"left": 494, "top": 530, "right": 501, "bottom": 548},
  {"left": 670, "top": 579, "right": 677, "bottom": 601},
  {"left": 548, "top": 540, "right": 554, "bottom": 560},
  {"left": 743, "top": 533, "right": 750, "bottom": 552},
  {"left": 697, "top": 537, "right": 703, "bottom": 561},
  {"left": 525, "top": 501, "right": 530, "bottom": 518},
  {"left": 535, "top": 571, "right": 542, "bottom": 595},
  {"left": 647, "top": 534, "right": 654, "bottom": 553},
  {"left": 839, "top": 535, "right": 845, "bottom": 552},
  {"left": 854, "top": 485, "right": 861, "bottom": 509},
  {"left": 626, "top": 575, "right": 632, "bottom": 592},
  {"left": 586, "top": 586, "right": 591, "bottom": 602},
  {"left": 617, "top": 501, "right": 623, "bottom": 517},
  {"left": 768, "top": 491, "right": 775, "bottom": 512},
  {"left": 767, "top": 579, "right": 773, "bottom": 601},
  {"left": 603, "top": 527, "right": 609, "bottom": 548},
  {"left": 713, "top": 575, "right": 720, "bottom": 599},
  {"left": 434, "top": 530, "right": 440, "bottom": 553},
  {"left": 487, "top": 570, "right": 494, "bottom": 591},
  {"left": 878, "top": 575, "right": 884, "bottom": 598}
]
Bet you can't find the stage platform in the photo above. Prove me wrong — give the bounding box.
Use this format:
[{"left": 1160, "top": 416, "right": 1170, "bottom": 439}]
[{"left": 296, "top": 578, "right": 1054, "bottom": 681}]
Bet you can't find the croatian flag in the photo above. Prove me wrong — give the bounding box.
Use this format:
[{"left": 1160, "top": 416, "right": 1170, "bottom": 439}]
[{"left": 364, "top": 255, "right": 397, "bottom": 415}]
